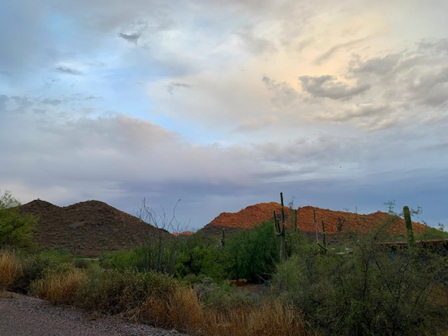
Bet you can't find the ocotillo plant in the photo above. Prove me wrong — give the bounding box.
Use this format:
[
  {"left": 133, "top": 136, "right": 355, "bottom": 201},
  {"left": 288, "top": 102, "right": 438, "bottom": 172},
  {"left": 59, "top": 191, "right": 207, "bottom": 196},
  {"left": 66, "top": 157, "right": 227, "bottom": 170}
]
[
  {"left": 274, "top": 192, "right": 287, "bottom": 262},
  {"left": 403, "top": 206, "right": 415, "bottom": 247}
]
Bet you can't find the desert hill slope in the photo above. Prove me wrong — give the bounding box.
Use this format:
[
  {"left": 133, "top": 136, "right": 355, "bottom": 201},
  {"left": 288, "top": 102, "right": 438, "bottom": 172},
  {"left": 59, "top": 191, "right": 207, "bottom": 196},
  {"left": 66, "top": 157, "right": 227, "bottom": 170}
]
[
  {"left": 20, "top": 199, "right": 168, "bottom": 257},
  {"left": 201, "top": 202, "right": 427, "bottom": 238}
]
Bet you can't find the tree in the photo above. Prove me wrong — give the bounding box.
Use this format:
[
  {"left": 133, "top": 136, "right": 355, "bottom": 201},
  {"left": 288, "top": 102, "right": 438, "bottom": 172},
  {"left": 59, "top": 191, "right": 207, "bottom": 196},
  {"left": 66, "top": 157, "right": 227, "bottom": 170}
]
[
  {"left": 225, "top": 221, "right": 279, "bottom": 282},
  {"left": 0, "top": 191, "right": 36, "bottom": 248}
]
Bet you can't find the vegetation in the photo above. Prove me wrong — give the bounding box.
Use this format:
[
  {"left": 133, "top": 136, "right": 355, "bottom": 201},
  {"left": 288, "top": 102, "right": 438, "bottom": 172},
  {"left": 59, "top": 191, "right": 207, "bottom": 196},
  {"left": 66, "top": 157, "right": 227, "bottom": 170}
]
[
  {"left": 274, "top": 224, "right": 448, "bottom": 335},
  {"left": 0, "top": 191, "right": 36, "bottom": 248},
  {"left": 1, "top": 192, "right": 447, "bottom": 336},
  {"left": 0, "top": 250, "right": 22, "bottom": 291}
]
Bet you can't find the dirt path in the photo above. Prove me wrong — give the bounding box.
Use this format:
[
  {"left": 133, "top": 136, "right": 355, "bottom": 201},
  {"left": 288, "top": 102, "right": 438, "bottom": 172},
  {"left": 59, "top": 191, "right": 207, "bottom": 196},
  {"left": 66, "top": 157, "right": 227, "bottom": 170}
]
[{"left": 0, "top": 292, "right": 188, "bottom": 336}]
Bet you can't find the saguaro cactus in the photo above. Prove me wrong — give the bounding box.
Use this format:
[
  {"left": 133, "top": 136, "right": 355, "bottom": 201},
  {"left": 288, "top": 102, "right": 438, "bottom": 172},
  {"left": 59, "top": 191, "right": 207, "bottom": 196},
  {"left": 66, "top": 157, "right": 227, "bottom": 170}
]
[
  {"left": 221, "top": 228, "right": 225, "bottom": 247},
  {"left": 321, "top": 219, "right": 327, "bottom": 249},
  {"left": 403, "top": 206, "right": 415, "bottom": 247},
  {"left": 274, "top": 192, "right": 287, "bottom": 262},
  {"left": 313, "top": 209, "right": 319, "bottom": 243}
]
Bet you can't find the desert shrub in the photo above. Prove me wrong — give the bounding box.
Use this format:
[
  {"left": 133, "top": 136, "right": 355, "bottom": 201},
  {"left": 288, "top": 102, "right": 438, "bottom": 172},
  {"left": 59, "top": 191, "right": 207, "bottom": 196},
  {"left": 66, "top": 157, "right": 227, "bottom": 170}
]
[
  {"left": 77, "top": 268, "right": 179, "bottom": 316},
  {"left": 10, "top": 250, "right": 70, "bottom": 293},
  {"left": 74, "top": 258, "right": 91, "bottom": 269},
  {"left": 225, "top": 221, "right": 279, "bottom": 283},
  {"left": 0, "top": 250, "right": 23, "bottom": 291},
  {"left": 0, "top": 191, "right": 36, "bottom": 249},
  {"left": 100, "top": 250, "right": 134, "bottom": 270},
  {"left": 30, "top": 263, "right": 87, "bottom": 305},
  {"left": 273, "top": 225, "right": 448, "bottom": 336},
  {"left": 175, "top": 233, "right": 229, "bottom": 281},
  {"left": 139, "top": 285, "right": 204, "bottom": 332},
  {"left": 199, "top": 299, "right": 309, "bottom": 336},
  {"left": 193, "top": 277, "right": 254, "bottom": 312},
  {"left": 416, "top": 226, "right": 448, "bottom": 240}
]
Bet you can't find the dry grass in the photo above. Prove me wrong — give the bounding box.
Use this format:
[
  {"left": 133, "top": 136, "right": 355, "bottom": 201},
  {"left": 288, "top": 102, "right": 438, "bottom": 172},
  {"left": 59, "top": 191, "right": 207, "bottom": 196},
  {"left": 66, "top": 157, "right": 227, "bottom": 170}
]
[
  {"left": 0, "top": 250, "right": 22, "bottom": 291},
  {"left": 31, "top": 268, "right": 88, "bottom": 305},
  {"left": 136, "top": 284, "right": 311, "bottom": 336},
  {"left": 137, "top": 286, "right": 203, "bottom": 332},
  {"left": 168, "top": 287, "right": 204, "bottom": 333},
  {"left": 198, "top": 299, "right": 310, "bottom": 336}
]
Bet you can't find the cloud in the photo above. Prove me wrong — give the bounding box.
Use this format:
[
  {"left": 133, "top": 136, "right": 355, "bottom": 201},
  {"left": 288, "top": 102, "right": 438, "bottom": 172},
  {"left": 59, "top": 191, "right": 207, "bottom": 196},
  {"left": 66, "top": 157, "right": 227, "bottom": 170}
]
[
  {"left": 299, "top": 75, "right": 370, "bottom": 100},
  {"left": 167, "top": 82, "right": 192, "bottom": 95},
  {"left": 313, "top": 104, "right": 391, "bottom": 125},
  {"left": 262, "top": 76, "right": 299, "bottom": 107},
  {"left": 350, "top": 53, "right": 402, "bottom": 76},
  {"left": 314, "top": 37, "right": 370, "bottom": 65},
  {"left": 119, "top": 32, "right": 142, "bottom": 44},
  {"left": 55, "top": 66, "right": 83, "bottom": 76},
  {"left": 236, "top": 25, "right": 278, "bottom": 55}
]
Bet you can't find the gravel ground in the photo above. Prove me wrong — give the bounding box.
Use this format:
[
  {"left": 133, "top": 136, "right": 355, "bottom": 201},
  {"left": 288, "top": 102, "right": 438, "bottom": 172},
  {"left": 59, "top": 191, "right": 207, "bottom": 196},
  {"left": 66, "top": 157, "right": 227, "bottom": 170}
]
[{"left": 0, "top": 292, "right": 189, "bottom": 336}]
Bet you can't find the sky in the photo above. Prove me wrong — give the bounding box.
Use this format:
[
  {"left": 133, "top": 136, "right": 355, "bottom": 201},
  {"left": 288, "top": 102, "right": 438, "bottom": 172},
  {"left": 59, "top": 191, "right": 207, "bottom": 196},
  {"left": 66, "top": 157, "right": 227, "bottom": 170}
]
[{"left": 1, "top": 0, "right": 447, "bottom": 231}]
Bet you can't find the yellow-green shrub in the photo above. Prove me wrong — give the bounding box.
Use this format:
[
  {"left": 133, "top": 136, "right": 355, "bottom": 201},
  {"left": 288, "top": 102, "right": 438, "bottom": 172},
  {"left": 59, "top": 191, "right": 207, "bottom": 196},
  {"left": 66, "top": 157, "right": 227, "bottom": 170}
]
[{"left": 31, "top": 265, "right": 87, "bottom": 305}]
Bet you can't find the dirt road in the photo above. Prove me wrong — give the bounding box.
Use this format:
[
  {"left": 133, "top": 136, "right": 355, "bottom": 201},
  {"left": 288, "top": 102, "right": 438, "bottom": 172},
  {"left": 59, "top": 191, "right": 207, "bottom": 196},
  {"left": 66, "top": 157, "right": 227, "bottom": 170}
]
[{"left": 0, "top": 292, "right": 187, "bottom": 336}]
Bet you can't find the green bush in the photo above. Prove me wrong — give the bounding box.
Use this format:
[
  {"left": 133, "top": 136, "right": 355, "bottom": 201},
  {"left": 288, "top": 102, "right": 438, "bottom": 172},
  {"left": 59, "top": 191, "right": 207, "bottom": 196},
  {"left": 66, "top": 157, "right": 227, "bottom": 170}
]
[
  {"left": 273, "top": 226, "right": 448, "bottom": 335},
  {"left": 224, "top": 221, "right": 280, "bottom": 282},
  {"left": 77, "top": 268, "right": 179, "bottom": 315},
  {"left": 175, "top": 233, "right": 228, "bottom": 281},
  {"left": 10, "top": 249, "right": 71, "bottom": 293},
  {"left": 0, "top": 191, "right": 36, "bottom": 249},
  {"left": 193, "top": 277, "right": 254, "bottom": 312}
]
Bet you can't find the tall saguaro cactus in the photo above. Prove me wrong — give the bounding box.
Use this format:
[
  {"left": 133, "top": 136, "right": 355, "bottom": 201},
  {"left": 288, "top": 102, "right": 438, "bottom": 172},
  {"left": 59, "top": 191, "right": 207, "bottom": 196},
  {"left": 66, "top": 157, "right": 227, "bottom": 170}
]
[
  {"left": 403, "top": 206, "right": 415, "bottom": 247},
  {"left": 221, "top": 228, "right": 225, "bottom": 247},
  {"left": 313, "top": 209, "right": 319, "bottom": 243},
  {"left": 321, "top": 219, "right": 327, "bottom": 249},
  {"left": 274, "top": 192, "right": 287, "bottom": 262}
]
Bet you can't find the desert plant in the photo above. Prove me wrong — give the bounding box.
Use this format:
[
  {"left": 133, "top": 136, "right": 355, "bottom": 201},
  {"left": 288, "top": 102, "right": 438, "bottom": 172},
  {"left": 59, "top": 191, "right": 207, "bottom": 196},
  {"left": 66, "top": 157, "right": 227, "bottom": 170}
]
[
  {"left": 274, "top": 192, "right": 287, "bottom": 262},
  {"left": 403, "top": 205, "right": 416, "bottom": 247},
  {"left": 136, "top": 199, "right": 187, "bottom": 274},
  {"left": 10, "top": 249, "right": 70, "bottom": 293},
  {"left": 0, "top": 191, "right": 36, "bottom": 249},
  {"left": 0, "top": 249, "right": 22, "bottom": 291},
  {"left": 225, "top": 221, "right": 278, "bottom": 283},
  {"left": 31, "top": 264, "right": 88, "bottom": 305},
  {"left": 273, "top": 222, "right": 448, "bottom": 335}
]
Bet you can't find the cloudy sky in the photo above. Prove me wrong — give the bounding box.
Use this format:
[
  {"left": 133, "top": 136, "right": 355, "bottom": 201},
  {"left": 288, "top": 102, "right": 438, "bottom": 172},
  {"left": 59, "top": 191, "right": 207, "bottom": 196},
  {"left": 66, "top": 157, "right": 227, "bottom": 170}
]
[{"left": 1, "top": 0, "right": 447, "bottom": 230}]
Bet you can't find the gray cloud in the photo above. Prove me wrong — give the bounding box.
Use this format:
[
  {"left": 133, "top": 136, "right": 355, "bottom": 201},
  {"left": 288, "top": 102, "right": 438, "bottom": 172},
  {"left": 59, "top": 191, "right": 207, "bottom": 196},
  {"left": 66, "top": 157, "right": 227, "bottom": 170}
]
[
  {"left": 314, "top": 37, "right": 370, "bottom": 65},
  {"left": 313, "top": 104, "right": 391, "bottom": 124},
  {"left": 407, "top": 68, "right": 448, "bottom": 107},
  {"left": 350, "top": 53, "right": 402, "bottom": 76},
  {"left": 119, "top": 32, "right": 142, "bottom": 44},
  {"left": 167, "top": 82, "right": 192, "bottom": 95},
  {"left": 262, "top": 76, "right": 299, "bottom": 106},
  {"left": 299, "top": 75, "right": 370, "bottom": 100},
  {"left": 418, "top": 38, "right": 448, "bottom": 55},
  {"left": 55, "top": 66, "right": 83, "bottom": 76}
]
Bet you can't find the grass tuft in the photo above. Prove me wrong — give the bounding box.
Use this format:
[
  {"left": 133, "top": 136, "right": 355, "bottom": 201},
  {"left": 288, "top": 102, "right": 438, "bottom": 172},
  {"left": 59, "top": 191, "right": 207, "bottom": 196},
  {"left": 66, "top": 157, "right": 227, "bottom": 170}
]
[
  {"left": 0, "top": 250, "right": 22, "bottom": 291},
  {"left": 31, "top": 267, "right": 88, "bottom": 305}
]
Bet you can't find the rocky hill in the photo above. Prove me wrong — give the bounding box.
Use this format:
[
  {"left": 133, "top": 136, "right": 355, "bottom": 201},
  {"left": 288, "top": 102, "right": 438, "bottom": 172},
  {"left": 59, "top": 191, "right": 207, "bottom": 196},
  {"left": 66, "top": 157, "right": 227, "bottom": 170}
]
[
  {"left": 19, "top": 199, "right": 429, "bottom": 255},
  {"left": 20, "top": 200, "right": 169, "bottom": 257},
  {"left": 200, "top": 203, "right": 427, "bottom": 240}
]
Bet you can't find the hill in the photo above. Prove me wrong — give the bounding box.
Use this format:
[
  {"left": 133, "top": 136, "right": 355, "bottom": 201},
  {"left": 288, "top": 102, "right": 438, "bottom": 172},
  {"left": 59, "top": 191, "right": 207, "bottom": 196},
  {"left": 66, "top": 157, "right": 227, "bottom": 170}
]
[
  {"left": 200, "top": 203, "right": 427, "bottom": 241},
  {"left": 19, "top": 199, "right": 169, "bottom": 257}
]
